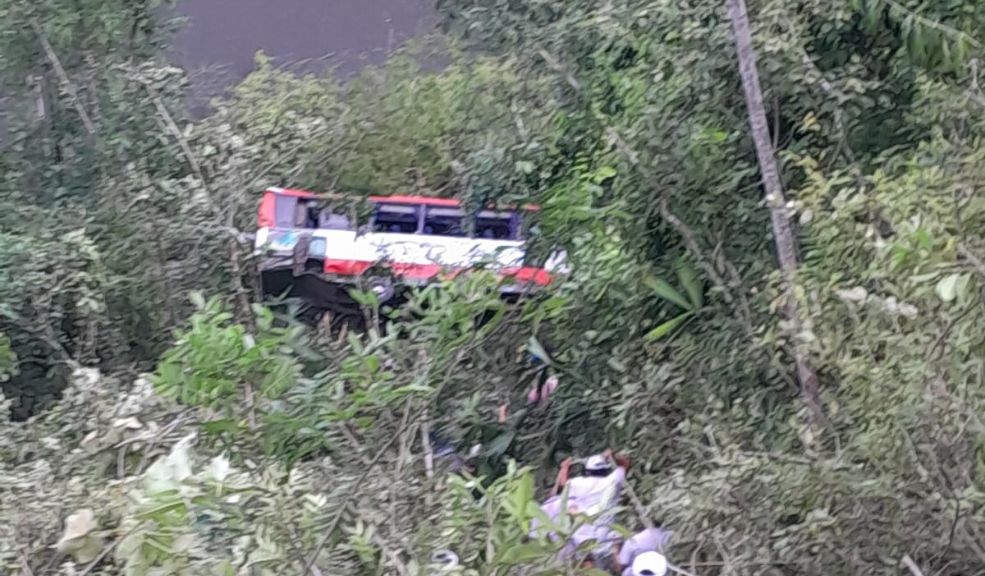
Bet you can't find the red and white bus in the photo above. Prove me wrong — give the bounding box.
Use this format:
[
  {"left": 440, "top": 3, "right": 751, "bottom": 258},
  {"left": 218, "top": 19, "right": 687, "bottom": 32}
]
[{"left": 255, "top": 187, "right": 567, "bottom": 302}]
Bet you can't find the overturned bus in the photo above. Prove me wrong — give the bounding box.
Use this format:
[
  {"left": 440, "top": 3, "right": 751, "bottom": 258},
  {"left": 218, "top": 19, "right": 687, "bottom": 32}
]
[{"left": 254, "top": 187, "right": 567, "bottom": 319}]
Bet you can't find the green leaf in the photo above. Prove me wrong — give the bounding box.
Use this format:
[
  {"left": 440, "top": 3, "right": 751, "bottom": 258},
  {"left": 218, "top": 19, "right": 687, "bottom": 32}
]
[
  {"left": 216, "top": 560, "right": 236, "bottom": 576},
  {"left": 511, "top": 471, "right": 535, "bottom": 525},
  {"left": 497, "top": 542, "right": 549, "bottom": 565},
  {"left": 200, "top": 418, "right": 239, "bottom": 435},
  {"left": 676, "top": 261, "right": 703, "bottom": 309},
  {"left": 644, "top": 313, "right": 693, "bottom": 342},
  {"left": 189, "top": 291, "right": 206, "bottom": 310},
  {"left": 136, "top": 499, "right": 187, "bottom": 519},
  {"left": 956, "top": 273, "right": 972, "bottom": 304},
  {"left": 914, "top": 227, "right": 932, "bottom": 249},
  {"left": 592, "top": 166, "right": 617, "bottom": 183},
  {"left": 935, "top": 273, "right": 961, "bottom": 302},
  {"left": 527, "top": 500, "right": 559, "bottom": 533},
  {"left": 644, "top": 276, "right": 692, "bottom": 311},
  {"left": 484, "top": 430, "right": 516, "bottom": 458},
  {"left": 527, "top": 336, "right": 553, "bottom": 364},
  {"left": 607, "top": 357, "right": 627, "bottom": 373},
  {"left": 389, "top": 384, "right": 434, "bottom": 396},
  {"left": 347, "top": 288, "right": 379, "bottom": 308}
]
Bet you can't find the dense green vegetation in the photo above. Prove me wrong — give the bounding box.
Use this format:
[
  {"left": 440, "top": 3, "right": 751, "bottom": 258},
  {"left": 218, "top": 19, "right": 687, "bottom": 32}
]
[{"left": 3, "top": 0, "right": 985, "bottom": 574}]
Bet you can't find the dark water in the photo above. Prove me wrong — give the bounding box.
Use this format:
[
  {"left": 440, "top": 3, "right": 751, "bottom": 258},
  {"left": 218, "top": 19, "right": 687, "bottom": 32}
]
[
  {"left": 172, "top": 0, "right": 434, "bottom": 83},
  {"left": 1, "top": 1, "right": 433, "bottom": 143}
]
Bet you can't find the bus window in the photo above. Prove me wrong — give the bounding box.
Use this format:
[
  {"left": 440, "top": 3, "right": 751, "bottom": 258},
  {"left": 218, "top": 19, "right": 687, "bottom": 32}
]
[
  {"left": 274, "top": 195, "right": 298, "bottom": 228},
  {"left": 319, "top": 211, "right": 351, "bottom": 230},
  {"left": 308, "top": 237, "right": 327, "bottom": 258},
  {"left": 475, "top": 210, "right": 514, "bottom": 240},
  {"left": 301, "top": 201, "right": 322, "bottom": 228},
  {"left": 373, "top": 204, "right": 419, "bottom": 233},
  {"left": 424, "top": 207, "right": 465, "bottom": 237}
]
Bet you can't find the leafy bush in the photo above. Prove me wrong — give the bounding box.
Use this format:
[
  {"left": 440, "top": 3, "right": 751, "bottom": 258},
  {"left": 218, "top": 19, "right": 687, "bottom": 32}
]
[
  {"left": 0, "top": 332, "right": 17, "bottom": 383},
  {"left": 6, "top": 0, "right": 985, "bottom": 574},
  {"left": 155, "top": 294, "right": 304, "bottom": 409}
]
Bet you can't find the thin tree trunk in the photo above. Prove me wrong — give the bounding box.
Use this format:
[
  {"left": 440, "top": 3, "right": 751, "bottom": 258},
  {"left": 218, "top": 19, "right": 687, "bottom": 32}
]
[
  {"left": 726, "top": 0, "right": 823, "bottom": 425},
  {"left": 32, "top": 21, "right": 96, "bottom": 139}
]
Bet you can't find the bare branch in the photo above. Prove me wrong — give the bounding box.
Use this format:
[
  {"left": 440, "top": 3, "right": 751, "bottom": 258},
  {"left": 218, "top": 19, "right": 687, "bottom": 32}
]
[
  {"left": 143, "top": 82, "right": 210, "bottom": 202},
  {"left": 901, "top": 555, "right": 926, "bottom": 576},
  {"left": 659, "top": 197, "right": 757, "bottom": 337},
  {"left": 77, "top": 524, "right": 141, "bottom": 576},
  {"left": 303, "top": 347, "right": 477, "bottom": 574},
  {"left": 419, "top": 408, "right": 435, "bottom": 482},
  {"left": 140, "top": 78, "right": 258, "bottom": 422},
  {"left": 957, "top": 243, "right": 985, "bottom": 281},
  {"left": 339, "top": 424, "right": 373, "bottom": 466},
  {"left": 302, "top": 401, "right": 428, "bottom": 575},
  {"left": 659, "top": 199, "right": 732, "bottom": 302},
  {"left": 876, "top": 0, "right": 982, "bottom": 50},
  {"left": 535, "top": 45, "right": 581, "bottom": 92},
  {"left": 32, "top": 20, "right": 96, "bottom": 137},
  {"left": 18, "top": 549, "right": 35, "bottom": 576}
]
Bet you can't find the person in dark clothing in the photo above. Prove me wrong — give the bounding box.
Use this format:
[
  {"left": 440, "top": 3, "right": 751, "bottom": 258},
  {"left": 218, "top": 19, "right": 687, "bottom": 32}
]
[{"left": 525, "top": 351, "right": 559, "bottom": 408}]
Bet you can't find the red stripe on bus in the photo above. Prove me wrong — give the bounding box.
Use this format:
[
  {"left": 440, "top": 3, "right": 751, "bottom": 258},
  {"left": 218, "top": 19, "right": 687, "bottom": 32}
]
[
  {"left": 323, "top": 260, "right": 373, "bottom": 276},
  {"left": 369, "top": 195, "right": 462, "bottom": 208},
  {"left": 262, "top": 188, "right": 541, "bottom": 212},
  {"left": 500, "top": 267, "right": 553, "bottom": 286},
  {"left": 322, "top": 259, "right": 553, "bottom": 286},
  {"left": 267, "top": 187, "right": 319, "bottom": 198}
]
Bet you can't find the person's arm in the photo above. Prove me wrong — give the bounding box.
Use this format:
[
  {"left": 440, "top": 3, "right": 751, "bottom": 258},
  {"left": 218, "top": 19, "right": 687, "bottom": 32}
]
[
  {"left": 612, "top": 541, "right": 626, "bottom": 574},
  {"left": 550, "top": 457, "right": 573, "bottom": 497},
  {"left": 539, "top": 374, "right": 559, "bottom": 408},
  {"left": 597, "top": 449, "right": 631, "bottom": 472},
  {"left": 612, "top": 452, "right": 631, "bottom": 471},
  {"left": 528, "top": 366, "right": 549, "bottom": 406}
]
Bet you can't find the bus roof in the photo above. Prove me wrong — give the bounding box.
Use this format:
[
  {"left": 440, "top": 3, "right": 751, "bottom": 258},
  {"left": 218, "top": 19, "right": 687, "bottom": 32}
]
[
  {"left": 265, "top": 188, "right": 539, "bottom": 211},
  {"left": 266, "top": 187, "right": 319, "bottom": 198}
]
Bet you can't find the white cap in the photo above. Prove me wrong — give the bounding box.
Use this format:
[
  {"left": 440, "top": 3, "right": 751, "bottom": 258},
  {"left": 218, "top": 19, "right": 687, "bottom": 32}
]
[
  {"left": 430, "top": 549, "right": 459, "bottom": 570},
  {"left": 632, "top": 551, "right": 668, "bottom": 576},
  {"left": 584, "top": 454, "right": 611, "bottom": 471}
]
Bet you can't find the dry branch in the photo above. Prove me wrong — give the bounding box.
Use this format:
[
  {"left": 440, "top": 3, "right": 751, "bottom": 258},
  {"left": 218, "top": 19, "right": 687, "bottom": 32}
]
[
  {"left": 420, "top": 407, "right": 435, "bottom": 507},
  {"left": 32, "top": 20, "right": 96, "bottom": 137},
  {"left": 901, "top": 555, "right": 926, "bottom": 576},
  {"left": 302, "top": 401, "right": 430, "bottom": 575}
]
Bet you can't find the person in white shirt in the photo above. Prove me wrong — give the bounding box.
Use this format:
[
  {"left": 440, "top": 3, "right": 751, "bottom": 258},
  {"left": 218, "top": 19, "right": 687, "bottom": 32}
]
[
  {"left": 528, "top": 450, "right": 628, "bottom": 546},
  {"left": 562, "top": 524, "right": 671, "bottom": 574},
  {"left": 553, "top": 450, "right": 629, "bottom": 524},
  {"left": 615, "top": 528, "right": 672, "bottom": 575},
  {"left": 528, "top": 492, "right": 568, "bottom": 541},
  {"left": 531, "top": 450, "right": 631, "bottom": 569}
]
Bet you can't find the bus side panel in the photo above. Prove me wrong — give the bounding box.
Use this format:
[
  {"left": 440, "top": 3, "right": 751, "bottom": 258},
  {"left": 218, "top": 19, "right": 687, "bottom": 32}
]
[{"left": 258, "top": 193, "right": 277, "bottom": 228}]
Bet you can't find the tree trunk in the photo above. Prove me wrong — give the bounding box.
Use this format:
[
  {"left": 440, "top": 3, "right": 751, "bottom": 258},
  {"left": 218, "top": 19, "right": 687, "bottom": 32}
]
[{"left": 726, "top": 0, "right": 824, "bottom": 425}]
